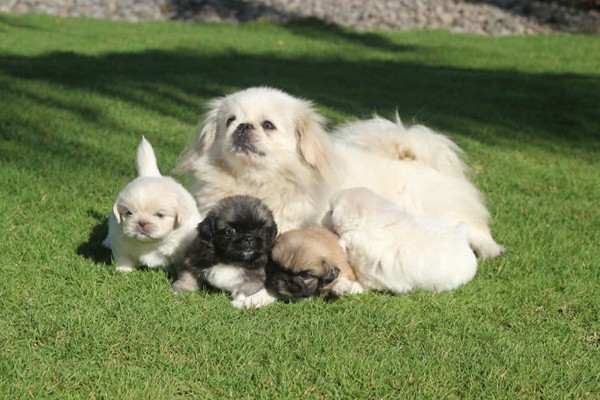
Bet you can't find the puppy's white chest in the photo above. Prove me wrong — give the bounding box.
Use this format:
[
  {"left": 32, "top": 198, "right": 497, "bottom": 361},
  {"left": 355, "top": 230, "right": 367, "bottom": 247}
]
[{"left": 203, "top": 263, "right": 247, "bottom": 292}]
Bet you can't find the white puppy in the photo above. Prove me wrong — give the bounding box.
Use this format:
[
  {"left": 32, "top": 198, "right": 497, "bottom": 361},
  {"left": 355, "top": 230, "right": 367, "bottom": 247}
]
[
  {"left": 328, "top": 188, "right": 478, "bottom": 294},
  {"left": 177, "top": 87, "right": 503, "bottom": 259},
  {"left": 104, "top": 137, "right": 202, "bottom": 273}
]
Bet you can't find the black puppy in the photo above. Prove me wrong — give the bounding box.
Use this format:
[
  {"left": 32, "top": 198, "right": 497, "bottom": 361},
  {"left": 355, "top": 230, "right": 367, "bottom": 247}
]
[{"left": 172, "top": 195, "right": 277, "bottom": 307}]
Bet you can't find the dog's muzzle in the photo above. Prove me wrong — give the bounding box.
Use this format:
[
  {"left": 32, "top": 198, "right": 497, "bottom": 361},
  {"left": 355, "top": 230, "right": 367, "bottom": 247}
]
[{"left": 232, "top": 123, "right": 264, "bottom": 156}]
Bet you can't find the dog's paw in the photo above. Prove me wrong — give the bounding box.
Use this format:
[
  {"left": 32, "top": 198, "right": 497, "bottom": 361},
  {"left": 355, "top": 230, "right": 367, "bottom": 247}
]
[
  {"left": 115, "top": 265, "right": 135, "bottom": 273},
  {"left": 332, "top": 278, "right": 365, "bottom": 296},
  {"left": 475, "top": 241, "right": 506, "bottom": 260},
  {"left": 469, "top": 230, "right": 505, "bottom": 260},
  {"left": 232, "top": 289, "right": 277, "bottom": 309},
  {"left": 338, "top": 238, "right": 348, "bottom": 253},
  {"left": 171, "top": 272, "right": 199, "bottom": 294},
  {"left": 331, "top": 277, "right": 353, "bottom": 296},
  {"left": 231, "top": 294, "right": 247, "bottom": 309},
  {"left": 349, "top": 281, "right": 366, "bottom": 294}
]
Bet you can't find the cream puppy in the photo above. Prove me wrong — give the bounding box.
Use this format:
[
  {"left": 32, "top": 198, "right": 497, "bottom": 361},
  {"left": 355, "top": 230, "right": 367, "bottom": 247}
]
[
  {"left": 104, "top": 137, "right": 202, "bottom": 273},
  {"left": 177, "top": 87, "right": 503, "bottom": 259},
  {"left": 328, "top": 188, "right": 478, "bottom": 294}
]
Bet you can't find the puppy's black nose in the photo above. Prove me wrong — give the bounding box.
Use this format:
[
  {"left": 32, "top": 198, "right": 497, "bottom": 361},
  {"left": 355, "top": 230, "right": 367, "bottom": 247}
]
[
  {"left": 138, "top": 221, "right": 147, "bottom": 227},
  {"left": 243, "top": 236, "right": 255, "bottom": 245}
]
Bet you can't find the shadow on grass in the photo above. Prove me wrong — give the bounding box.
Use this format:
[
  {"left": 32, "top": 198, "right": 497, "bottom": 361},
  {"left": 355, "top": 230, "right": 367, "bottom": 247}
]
[
  {"left": 76, "top": 209, "right": 112, "bottom": 266},
  {"left": 283, "top": 17, "right": 418, "bottom": 53},
  {"left": 2, "top": 46, "right": 598, "bottom": 162}
]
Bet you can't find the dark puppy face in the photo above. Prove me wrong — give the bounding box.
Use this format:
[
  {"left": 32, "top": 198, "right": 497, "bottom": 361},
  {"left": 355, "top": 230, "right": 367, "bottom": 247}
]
[
  {"left": 197, "top": 195, "right": 277, "bottom": 266},
  {"left": 266, "top": 260, "right": 339, "bottom": 299}
]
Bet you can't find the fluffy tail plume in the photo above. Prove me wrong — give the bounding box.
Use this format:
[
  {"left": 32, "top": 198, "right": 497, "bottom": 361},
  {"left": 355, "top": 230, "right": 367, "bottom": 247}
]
[
  {"left": 333, "top": 115, "right": 468, "bottom": 178},
  {"left": 137, "top": 136, "right": 162, "bottom": 177}
]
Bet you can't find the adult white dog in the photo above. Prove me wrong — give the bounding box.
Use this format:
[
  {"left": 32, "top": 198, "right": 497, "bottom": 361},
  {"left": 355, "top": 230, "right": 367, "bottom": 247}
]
[{"left": 177, "top": 87, "right": 503, "bottom": 260}]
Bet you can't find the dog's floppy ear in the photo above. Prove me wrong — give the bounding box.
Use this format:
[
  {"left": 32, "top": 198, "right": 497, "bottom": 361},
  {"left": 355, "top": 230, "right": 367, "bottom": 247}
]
[
  {"left": 176, "top": 97, "right": 224, "bottom": 174},
  {"left": 196, "top": 215, "right": 214, "bottom": 241},
  {"left": 321, "top": 261, "right": 340, "bottom": 285},
  {"left": 174, "top": 195, "right": 193, "bottom": 228},
  {"left": 112, "top": 201, "right": 122, "bottom": 224},
  {"left": 269, "top": 224, "right": 278, "bottom": 242},
  {"left": 175, "top": 207, "right": 189, "bottom": 229},
  {"left": 294, "top": 102, "right": 331, "bottom": 172}
]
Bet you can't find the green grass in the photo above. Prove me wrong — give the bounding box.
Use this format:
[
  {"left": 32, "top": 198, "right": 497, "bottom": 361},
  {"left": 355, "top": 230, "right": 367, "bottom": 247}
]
[{"left": 1, "top": 13, "right": 599, "bottom": 399}]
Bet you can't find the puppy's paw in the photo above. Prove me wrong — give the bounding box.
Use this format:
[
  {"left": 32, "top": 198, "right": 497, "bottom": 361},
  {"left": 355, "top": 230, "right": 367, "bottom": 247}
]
[
  {"left": 349, "top": 281, "right": 366, "bottom": 294},
  {"left": 338, "top": 238, "right": 348, "bottom": 253},
  {"left": 233, "top": 289, "right": 277, "bottom": 309},
  {"left": 171, "top": 272, "right": 199, "bottom": 294},
  {"left": 231, "top": 294, "right": 247, "bottom": 309},
  {"left": 475, "top": 241, "right": 506, "bottom": 259},
  {"left": 332, "top": 278, "right": 365, "bottom": 296},
  {"left": 469, "top": 230, "right": 505, "bottom": 260},
  {"left": 116, "top": 265, "right": 135, "bottom": 273},
  {"left": 331, "top": 277, "right": 353, "bottom": 296}
]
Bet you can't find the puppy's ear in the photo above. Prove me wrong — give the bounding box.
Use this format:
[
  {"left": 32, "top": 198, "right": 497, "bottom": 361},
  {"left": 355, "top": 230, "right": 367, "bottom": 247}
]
[
  {"left": 268, "top": 224, "right": 278, "bottom": 242},
  {"left": 321, "top": 262, "right": 340, "bottom": 285},
  {"left": 176, "top": 97, "right": 224, "bottom": 174},
  {"left": 196, "top": 216, "right": 214, "bottom": 241},
  {"left": 175, "top": 208, "right": 188, "bottom": 229},
  {"left": 330, "top": 206, "right": 345, "bottom": 230},
  {"left": 112, "top": 201, "right": 122, "bottom": 224},
  {"left": 294, "top": 102, "right": 331, "bottom": 172},
  {"left": 175, "top": 197, "right": 192, "bottom": 228}
]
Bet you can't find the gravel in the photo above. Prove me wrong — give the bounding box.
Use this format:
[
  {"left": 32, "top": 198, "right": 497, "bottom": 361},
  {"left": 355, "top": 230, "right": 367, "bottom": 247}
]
[{"left": 1, "top": 0, "right": 599, "bottom": 35}]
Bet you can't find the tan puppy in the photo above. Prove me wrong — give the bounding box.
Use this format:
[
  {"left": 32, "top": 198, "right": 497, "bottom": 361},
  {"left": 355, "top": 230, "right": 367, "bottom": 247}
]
[{"left": 265, "top": 226, "right": 364, "bottom": 299}]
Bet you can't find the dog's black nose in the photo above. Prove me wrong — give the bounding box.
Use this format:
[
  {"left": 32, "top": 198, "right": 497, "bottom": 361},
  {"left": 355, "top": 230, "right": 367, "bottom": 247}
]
[
  {"left": 243, "top": 236, "right": 255, "bottom": 245},
  {"left": 138, "top": 221, "right": 147, "bottom": 227},
  {"left": 235, "top": 123, "right": 253, "bottom": 134}
]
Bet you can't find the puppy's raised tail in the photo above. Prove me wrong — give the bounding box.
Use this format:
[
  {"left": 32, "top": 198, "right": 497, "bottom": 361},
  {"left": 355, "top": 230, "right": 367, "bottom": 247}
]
[{"left": 137, "top": 136, "right": 162, "bottom": 177}]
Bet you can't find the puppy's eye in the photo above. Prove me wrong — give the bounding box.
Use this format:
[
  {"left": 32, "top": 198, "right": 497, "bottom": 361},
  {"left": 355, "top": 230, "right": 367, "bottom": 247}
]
[
  {"left": 154, "top": 212, "right": 165, "bottom": 218},
  {"left": 225, "top": 227, "right": 236, "bottom": 237},
  {"left": 298, "top": 271, "right": 313, "bottom": 280},
  {"left": 262, "top": 120, "right": 276, "bottom": 131},
  {"left": 124, "top": 211, "right": 133, "bottom": 218},
  {"left": 226, "top": 116, "right": 236, "bottom": 127}
]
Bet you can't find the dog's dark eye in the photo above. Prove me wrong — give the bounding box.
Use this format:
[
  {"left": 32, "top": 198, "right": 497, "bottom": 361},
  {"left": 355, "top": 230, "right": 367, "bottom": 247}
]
[
  {"left": 225, "top": 227, "right": 236, "bottom": 237},
  {"left": 226, "top": 116, "right": 236, "bottom": 127},
  {"left": 124, "top": 211, "right": 133, "bottom": 218},
  {"left": 298, "top": 271, "right": 313, "bottom": 280},
  {"left": 154, "top": 212, "right": 164, "bottom": 218},
  {"left": 262, "top": 120, "right": 276, "bottom": 131}
]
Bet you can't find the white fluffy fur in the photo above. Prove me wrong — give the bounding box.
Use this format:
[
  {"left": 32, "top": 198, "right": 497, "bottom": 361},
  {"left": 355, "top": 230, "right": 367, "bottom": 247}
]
[
  {"left": 332, "top": 114, "right": 468, "bottom": 179},
  {"left": 104, "top": 137, "right": 202, "bottom": 272},
  {"left": 330, "top": 188, "right": 478, "bottom": 293},
  {"left": 232, "top": 288, "right": 278, "bottom": 309},
  {"left": 177, "top": 87, "right": 503, "bottom": 259}
]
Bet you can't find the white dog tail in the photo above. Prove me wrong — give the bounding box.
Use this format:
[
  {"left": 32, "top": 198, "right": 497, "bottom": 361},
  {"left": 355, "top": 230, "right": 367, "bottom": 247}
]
[
  {"left": 333, "top": 115, "right": 468, "bottom": 178},
  {"left": 137, "top": 136, "right": 162, "bottom": 177}
]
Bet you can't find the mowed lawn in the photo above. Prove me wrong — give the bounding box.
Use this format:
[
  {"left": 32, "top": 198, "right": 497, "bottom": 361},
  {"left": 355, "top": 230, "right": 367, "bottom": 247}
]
[{"left": 0, "top": 13, "right": 598, "bottom": 399}]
